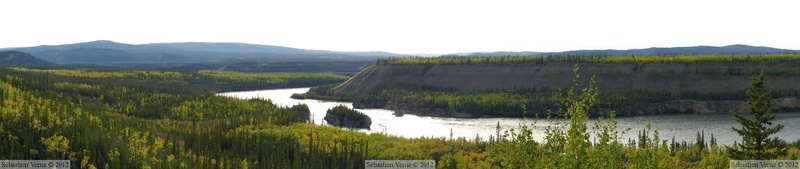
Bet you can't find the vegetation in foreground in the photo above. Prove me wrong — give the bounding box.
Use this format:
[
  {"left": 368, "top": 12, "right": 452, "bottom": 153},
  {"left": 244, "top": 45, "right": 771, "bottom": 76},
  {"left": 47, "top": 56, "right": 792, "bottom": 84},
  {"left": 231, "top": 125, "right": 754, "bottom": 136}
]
[
  {"left": 728, "top": 72, "right": 786, "bottom": 160},
  {"left": 1, "top": 67, "right": 799, "bottom": 169}
]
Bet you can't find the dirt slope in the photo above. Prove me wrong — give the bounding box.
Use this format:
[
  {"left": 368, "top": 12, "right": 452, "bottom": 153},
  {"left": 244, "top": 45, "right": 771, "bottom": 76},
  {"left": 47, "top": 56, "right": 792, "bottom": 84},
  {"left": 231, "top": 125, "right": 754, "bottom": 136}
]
[{"left": 335, "top": 63, "right": 799, "bottom": 96}]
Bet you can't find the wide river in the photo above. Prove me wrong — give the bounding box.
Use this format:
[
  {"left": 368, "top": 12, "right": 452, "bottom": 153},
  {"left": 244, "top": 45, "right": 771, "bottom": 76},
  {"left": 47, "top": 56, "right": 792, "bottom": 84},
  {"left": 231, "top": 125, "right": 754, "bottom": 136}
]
[{"left": 218, "top": 87, "right": 800, "bottom": 145}]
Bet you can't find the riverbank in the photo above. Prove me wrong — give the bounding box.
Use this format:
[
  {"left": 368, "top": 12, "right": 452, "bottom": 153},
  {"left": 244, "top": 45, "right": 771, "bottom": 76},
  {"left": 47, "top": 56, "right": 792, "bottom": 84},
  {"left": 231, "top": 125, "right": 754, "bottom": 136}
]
[
  {"left": 222, "top": 87, "right": 800, "bottom": 145},
  {"left": 322, "top": 56, "right": 800, "bottom": 118},
  {"left": 296, "top": 84, "right": 800, "bottom": 117},
  {"left": 351, "top": 97, "right": 800, "bottom": 118}
]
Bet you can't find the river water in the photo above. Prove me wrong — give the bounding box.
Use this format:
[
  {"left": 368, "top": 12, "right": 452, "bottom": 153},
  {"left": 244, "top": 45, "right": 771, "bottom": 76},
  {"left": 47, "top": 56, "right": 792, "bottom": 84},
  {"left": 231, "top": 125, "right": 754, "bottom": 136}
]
[{"left": 218, "top": 87, "right": 800, "bottom": 145}]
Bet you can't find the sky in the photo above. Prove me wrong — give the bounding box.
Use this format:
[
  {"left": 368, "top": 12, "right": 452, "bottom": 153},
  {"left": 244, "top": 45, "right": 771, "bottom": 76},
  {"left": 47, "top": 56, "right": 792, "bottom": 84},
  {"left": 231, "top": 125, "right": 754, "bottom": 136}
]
[{"left": 1, "top": 0, "right": 798, "bottom": 54}]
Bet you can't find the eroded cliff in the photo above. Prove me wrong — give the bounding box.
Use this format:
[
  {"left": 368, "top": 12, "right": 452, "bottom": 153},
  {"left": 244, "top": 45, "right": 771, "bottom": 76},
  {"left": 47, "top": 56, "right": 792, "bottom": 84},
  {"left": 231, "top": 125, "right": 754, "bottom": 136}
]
[{"left": 332, "top": 62, "right": 800, "bottom": 116}]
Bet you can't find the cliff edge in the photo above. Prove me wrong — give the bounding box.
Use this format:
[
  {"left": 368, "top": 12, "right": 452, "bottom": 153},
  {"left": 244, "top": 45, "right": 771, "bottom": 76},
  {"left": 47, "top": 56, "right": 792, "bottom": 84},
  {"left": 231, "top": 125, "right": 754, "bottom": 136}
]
[
  {"left": 335, "top": 63, "right": 800, "bottom": 96},
  {"left": 329, "top": 62, "right": 800, "bottom": 116}
]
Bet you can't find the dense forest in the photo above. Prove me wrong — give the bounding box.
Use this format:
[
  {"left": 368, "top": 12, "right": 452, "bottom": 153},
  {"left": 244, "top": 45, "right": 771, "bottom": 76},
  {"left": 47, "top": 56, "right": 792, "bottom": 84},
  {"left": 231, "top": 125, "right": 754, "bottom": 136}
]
[
  {"left": 10, "top": 67, "right": 350, "bottom": 93},
  {"left": 302, "top": 53, "right": 800, "bottom": 117},
  {"left": 2, "top": 66, "right": 800, "bottom": 168}
]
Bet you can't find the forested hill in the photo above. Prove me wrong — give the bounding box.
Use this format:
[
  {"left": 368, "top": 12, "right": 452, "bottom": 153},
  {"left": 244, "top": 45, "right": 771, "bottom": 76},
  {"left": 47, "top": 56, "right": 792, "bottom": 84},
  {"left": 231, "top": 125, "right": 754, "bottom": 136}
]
[
  {"left": 321, "top": 54, "right": 800, "bottom": 117},
  {"left": 6, "top": 40, "right": 406, "bottom": 64},
  {"left": 338, "top": 54, "right": 800, "bottom": 96},
  {"left": 0, "top": 51, "right": 55, "bottom": 67}
]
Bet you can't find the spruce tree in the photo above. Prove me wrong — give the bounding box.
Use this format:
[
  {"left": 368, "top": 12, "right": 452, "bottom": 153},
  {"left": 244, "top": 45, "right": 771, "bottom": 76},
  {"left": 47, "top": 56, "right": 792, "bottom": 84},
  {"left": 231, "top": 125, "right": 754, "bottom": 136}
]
[{"left": 728, "top": 72, "right": 785, "bottom": 159}]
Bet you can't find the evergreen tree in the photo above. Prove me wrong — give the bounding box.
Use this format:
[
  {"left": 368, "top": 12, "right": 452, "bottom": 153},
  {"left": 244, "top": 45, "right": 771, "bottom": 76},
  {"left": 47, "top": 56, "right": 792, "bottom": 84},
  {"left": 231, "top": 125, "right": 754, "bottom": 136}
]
[
  {"left": 728, "top": 72, "right": 785, "bottom": 159},
  {"left": 495, "top": 121, "right": 502, "bottom": 142}
]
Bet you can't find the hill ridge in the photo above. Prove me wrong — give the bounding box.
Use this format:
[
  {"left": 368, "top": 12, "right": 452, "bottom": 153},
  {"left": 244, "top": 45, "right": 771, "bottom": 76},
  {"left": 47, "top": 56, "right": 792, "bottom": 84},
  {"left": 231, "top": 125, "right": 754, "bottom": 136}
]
[
  {"left": 6, "top": 41, "right": 407, "bottom": 64},
  {"left": 0, "top": 51, "right": 56, "bottom": 67}
]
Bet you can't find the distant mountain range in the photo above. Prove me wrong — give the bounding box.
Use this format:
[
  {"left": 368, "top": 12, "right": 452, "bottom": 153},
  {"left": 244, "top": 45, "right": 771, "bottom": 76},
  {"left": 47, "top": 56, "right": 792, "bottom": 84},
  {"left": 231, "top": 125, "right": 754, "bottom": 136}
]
[
  {"left": 2, "top": 41, "right": 799, "bottom": 67},
  {"left": 4, "top": 40, "right": 406, "bottom": 64},
  {"left": 0, "top": 51, "right": 56, "bottom": 67},
  {"left": 456, "top": 44, "right": 799, "bottom": 56}
]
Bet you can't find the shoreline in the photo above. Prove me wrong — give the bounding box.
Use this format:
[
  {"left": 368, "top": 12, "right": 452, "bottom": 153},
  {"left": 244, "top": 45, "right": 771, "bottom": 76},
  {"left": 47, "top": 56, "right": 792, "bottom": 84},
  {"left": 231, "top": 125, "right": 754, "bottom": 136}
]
[{"left": 349, "top": 97, "right": 800, "bottom": 118}]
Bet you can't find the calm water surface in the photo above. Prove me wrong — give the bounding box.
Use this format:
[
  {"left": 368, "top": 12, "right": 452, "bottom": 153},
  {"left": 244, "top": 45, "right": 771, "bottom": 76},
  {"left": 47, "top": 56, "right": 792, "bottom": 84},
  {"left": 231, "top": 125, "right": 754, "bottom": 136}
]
[{"left": 218, "top": 88, "right": 800, "bottom": 145}]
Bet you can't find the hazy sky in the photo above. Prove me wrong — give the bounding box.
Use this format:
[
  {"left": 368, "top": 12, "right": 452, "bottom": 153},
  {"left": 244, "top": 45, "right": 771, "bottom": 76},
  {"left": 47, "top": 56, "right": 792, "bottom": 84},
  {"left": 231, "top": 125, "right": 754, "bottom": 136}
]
[{"left": 2, "top": 0, "right": 798, "bottom": 54}]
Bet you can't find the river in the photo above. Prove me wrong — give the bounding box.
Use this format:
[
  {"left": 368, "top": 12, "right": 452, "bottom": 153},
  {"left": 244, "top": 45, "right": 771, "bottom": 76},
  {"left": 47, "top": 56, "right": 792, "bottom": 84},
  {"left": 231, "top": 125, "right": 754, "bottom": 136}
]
[{"left": 218, "top": 87, "right": 800, "bottom": 145}]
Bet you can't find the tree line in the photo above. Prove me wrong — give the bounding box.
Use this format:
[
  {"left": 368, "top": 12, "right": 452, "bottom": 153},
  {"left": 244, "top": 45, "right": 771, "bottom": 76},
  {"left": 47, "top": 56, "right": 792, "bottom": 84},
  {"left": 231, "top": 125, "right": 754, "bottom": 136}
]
[{"left": 377, "top": 53, "right": 800, "bottom": 65}]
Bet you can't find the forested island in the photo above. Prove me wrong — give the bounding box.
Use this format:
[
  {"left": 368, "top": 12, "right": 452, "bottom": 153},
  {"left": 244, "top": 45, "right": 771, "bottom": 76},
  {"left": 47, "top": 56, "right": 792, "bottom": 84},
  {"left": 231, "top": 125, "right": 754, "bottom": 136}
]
[{"left": 324, "top": 105, "right": 372, "bottom": 129}]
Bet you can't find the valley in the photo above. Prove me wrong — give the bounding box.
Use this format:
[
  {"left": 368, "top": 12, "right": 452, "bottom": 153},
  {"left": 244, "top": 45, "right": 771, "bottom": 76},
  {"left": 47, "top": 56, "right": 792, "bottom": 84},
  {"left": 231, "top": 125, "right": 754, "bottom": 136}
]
[
  {"left": 6, "top": 0, "right": 800, "bottom": 167},
  {"left": 2, "top": 43, "right": 800, "bottom": 168}
]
